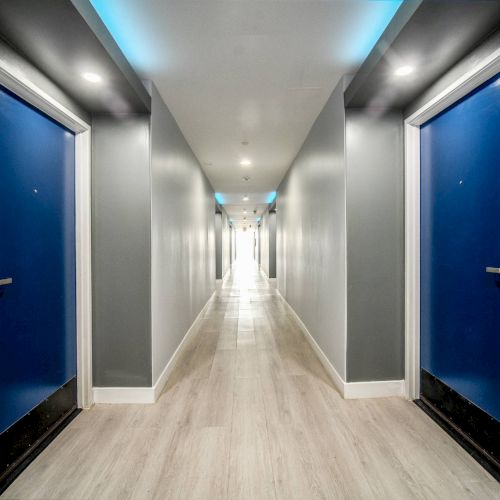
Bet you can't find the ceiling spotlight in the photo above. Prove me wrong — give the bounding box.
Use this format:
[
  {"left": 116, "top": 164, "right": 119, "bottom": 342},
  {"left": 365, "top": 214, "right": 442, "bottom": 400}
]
[
  {"left": 240, "top": 159, "right": 252, "bottom": 166},
  {"left": 82, "top": 71, "right": 102, "bottom": 83},
  {"left": 241, "top": 140, "right": 249, "bottom": 146},
  {"left": 243, "top": 195, "right": 249, "bottom": 201},
  {"left": 394, "top": 65, "right": 414, "bottom": 77},
  {"left": 242, "top": 176, "right": 250, "bottom": 181},
  {"left": 243, "top": 209, "right": 247, "bottom": 213}
]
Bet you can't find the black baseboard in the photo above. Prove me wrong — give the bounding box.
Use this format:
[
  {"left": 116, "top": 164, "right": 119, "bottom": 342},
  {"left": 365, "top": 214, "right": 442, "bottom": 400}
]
[
  {"left": 417, "top": 369, "right": 499, "bottom": 482},
  {"left": 0, "top": 377, "right": 80, "bottom": 494}
]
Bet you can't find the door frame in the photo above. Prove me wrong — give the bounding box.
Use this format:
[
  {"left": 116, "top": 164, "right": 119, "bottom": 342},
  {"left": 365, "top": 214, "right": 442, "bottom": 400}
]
[
  {"left": 0, "top": 60, "right": 93, "bottom": 409},
  {"left": 404, "top": 48, "right": 500, "bottom": 400}
]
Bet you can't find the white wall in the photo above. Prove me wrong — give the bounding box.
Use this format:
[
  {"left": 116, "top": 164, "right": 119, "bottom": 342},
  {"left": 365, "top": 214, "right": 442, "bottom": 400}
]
[
  {"left": 277, "top": 79, "right": 347, "bottom": 379},
  {"left": 150, "top": 83, "right": 216, "bottom": 383}
]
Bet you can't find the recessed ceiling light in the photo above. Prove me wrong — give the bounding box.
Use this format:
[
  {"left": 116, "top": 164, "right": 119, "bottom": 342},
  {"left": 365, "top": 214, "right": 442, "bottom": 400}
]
[
  {"left": 243, "top": 209, "right": 247, "bottom": 213},
  {"left": 394, "top": 65, "right": 414, "bottom": 77},
  {"left": 240, "top": 159, "right": 252, "bottom": 166},
  {"left": 82, "top": 71, "right": 102, "bottom": 83},
  {"left": 241, "top": 140, "right": 249, "bottom": 146},
  {"left": 242, "top": 176, "right": 250, "bottom": 181},
  {"left": 243, "top": 195, "right": 249, "bottom": 201}
]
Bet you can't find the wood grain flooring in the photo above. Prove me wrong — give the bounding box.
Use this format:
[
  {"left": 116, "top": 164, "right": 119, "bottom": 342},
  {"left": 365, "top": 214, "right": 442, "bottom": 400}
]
[{"left": 3, "top": 262, "right": 499, "bottom": 499}]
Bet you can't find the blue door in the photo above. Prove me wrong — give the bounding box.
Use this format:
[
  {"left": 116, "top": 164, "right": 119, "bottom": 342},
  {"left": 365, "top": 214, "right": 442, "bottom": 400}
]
[
  {"left": 420, "top": 73, "right": 500, "bottom": 421},
  {"left": 0, "top": 86, "right": 77, "bottom": 434}
]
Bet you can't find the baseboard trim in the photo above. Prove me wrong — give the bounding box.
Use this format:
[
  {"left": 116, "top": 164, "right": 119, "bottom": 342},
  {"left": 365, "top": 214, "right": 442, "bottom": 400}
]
[
  {"left": 277, "top": 290, "right": 405, "bottom": 399},
  {"left": 343, "top": 379, "right": 405, "bottom": 399},
  {"left": 93, "top": 291, "right": 216, "bottom": 405},
  {"left": 277, "top": 290, "right": 345, "bottom": 395},
  {"left": 92, "top": 386, "right": 155, "bottom": 404},
  {"left": 152, "top": 290, "right": 216, "bottom": 401}
]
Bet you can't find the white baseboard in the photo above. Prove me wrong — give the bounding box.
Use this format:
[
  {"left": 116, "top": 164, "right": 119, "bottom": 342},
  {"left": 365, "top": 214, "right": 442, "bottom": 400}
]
[
  {"left": 152, "top": 290, "right": 215, "bottom": 401},
  {"left": 343, "top": 379, "right": 405, "bottom": 399},
  {"left": 93, "top": 291, "right": 216, "bottom": 405},
  {"left": 277, "top": 290, "right": 405, "bottom": 399},
  {"left": 93, "top": 386, "right": 156, "bottom": 404}
]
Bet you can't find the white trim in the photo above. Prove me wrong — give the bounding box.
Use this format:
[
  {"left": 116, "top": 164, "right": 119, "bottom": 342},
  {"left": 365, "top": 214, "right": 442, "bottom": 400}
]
[
  {"left": 406, "top": 48, "right": 500, "bottom": 126},
  {"left": 0, "top": 59, "right": 89, "bottom": 133},
  {"left": 277, "top": 290, "right": 404, "bottom": 399},
  {"left": 0, "top": 57, "right": 93, "bottom": 409},
  {"left": 93, "top": 291, "right": 216, "bottom": 404},
  {"left": 343, "top": 380, "right": 405, "bottom": 399},
  {"left": 404, "top": 48, "right": 500, "bottom": 400},
  {"left": 75, "top": 130, "right": 93, "bottom": 409},
  {"left": 152, "top": 291, "right": 216, "bottom": 400},
  {"left": 93, "top": 387, "right": 154, "bottom": 405},
  {"left": 404, "top": 122, "right": 421, "bottom": 400}
]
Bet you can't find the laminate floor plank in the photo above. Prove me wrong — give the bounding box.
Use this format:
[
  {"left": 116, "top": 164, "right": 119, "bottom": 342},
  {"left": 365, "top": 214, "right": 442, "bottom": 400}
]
[{"left": 3, "top": 261, "right": 498, "bottom": 500}]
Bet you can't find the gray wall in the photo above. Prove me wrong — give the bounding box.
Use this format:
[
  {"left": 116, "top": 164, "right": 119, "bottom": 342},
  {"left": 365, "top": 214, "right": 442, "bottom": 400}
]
[
  {"left": 268, "top": 211, "right": 277, "bottom": 279},
  {"left": 215, "top": 210, "right": 230, "bottom": 279},
  {"left": 215, "top": 212, "right": 223, "bottom": 279},
  {"left": 260, "top": 212, "right": 270, "bottom": 276},
  {"left": 92, "top": 114, "right": 152, "bottom": 387},
  {"left": 150, "top": 84, "right": 216, "bottom": 384},
  {"left": 345, "top": 110, "right": 404, "bottom": 381},
  {"left": 221, "top": 211, "right": 230, "bottom": 277},
  {"left": 260, "top": 209, "right": 277, "bottom": 279},
  {"left": 277, "top": 79, "right": 347, "bottom": 379}
]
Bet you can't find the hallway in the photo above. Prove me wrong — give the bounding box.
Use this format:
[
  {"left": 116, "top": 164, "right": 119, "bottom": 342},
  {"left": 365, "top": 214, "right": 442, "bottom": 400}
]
[{"left": 3, "top": 261, "right": 498, "bottom": 500}]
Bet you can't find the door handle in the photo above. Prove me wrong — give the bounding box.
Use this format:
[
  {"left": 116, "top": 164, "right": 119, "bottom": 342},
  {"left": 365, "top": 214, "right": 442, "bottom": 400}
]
[
  {"left": 0, "top": 277, "right": 13, "bottom": 286},
  {"left": 485, "top": 267, "right": 500, "bottom": 274}
]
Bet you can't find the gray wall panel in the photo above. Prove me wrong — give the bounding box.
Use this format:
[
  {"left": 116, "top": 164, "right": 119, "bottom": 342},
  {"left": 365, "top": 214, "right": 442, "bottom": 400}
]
[
  {"left": 260, "top": 211, "right": 270, "bottom": 277},
  {"left": 150, "top": 84, "right": 215, "bottom": 383},
  {"left": 260, "top": 209, "right": 277, "bottom": 279},
  {"left": 221, "top": 211, "right": 230, "bottom": 278},
  {"left": 345, "top": 110, "right": 404, "bottom": 381},
  {"left": 92, "top": 114, "right": 152, "bottom": 387},
  {"left": 269, "top": 211, "right": 277, "bottom": 279},
  {"left": 215, "top": 212, "right": 223, "bottom": 279},
  {"left": 277, "top": 79, "right": 347, "bottom": 379}
]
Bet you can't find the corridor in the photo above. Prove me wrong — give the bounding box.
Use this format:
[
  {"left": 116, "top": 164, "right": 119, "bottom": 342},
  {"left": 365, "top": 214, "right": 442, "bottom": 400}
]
[{"left": 3, "top": 261, "right": 498, "bottom": 500}]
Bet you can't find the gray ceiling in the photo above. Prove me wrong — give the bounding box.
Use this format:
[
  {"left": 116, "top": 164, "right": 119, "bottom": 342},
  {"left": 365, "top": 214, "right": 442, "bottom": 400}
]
[
  {"left": 0, "top": 0, "right": 150, "bottom": 114},
  {"left": 345, "top": 0, "right": 500, "bottom": 110}
]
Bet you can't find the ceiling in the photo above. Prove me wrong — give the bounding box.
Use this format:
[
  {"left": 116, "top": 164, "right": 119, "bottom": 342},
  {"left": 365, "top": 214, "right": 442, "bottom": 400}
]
[
  {"left": 89, "top": 0, "right": 402, "bottom": 226},
  {"left": 345, "top": 1, "right": 500, "bottom": 109}
]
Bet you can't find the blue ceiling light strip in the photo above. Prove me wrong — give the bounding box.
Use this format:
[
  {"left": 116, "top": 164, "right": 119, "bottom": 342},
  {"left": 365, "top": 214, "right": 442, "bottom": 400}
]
[
  {"left": 89, "top": 0, "right": 157, "bottom": 70},
  {"left": 215, "top": 193, "right": 225, "bottom": 205},
  {"left": 341, "top": 0, "right": 403, "bottom": 64},
  {"left": 266, "top": 191, "right": 277, "bottom": 204}
]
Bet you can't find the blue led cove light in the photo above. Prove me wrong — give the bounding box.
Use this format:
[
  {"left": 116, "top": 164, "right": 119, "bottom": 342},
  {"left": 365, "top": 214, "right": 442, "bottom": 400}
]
[{"left": 266, "top": 191, "right": 277, "bottom": 204}]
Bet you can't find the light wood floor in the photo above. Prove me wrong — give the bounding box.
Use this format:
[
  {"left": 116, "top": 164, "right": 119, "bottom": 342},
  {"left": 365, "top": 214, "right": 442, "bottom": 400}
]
[{"left": 3, "top": 261, "right": 499, "bottom": 499}]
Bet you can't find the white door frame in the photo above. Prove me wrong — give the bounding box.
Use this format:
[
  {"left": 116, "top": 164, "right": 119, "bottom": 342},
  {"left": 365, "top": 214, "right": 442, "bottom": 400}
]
[
  {"left": 0, "top": 59, "right": 93, "bottom": 409},
  {"left": 404, "top": 48, "right": 500, "bottom": 400}
]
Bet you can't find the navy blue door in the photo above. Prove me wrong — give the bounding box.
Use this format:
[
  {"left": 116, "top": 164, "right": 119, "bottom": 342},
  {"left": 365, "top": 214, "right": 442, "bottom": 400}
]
[
  {"left": 0, "top": 86, "right": 77, "bottom": 433},
  {"left": 420, "top": 73, "right": 500, "bottom": 421}
]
